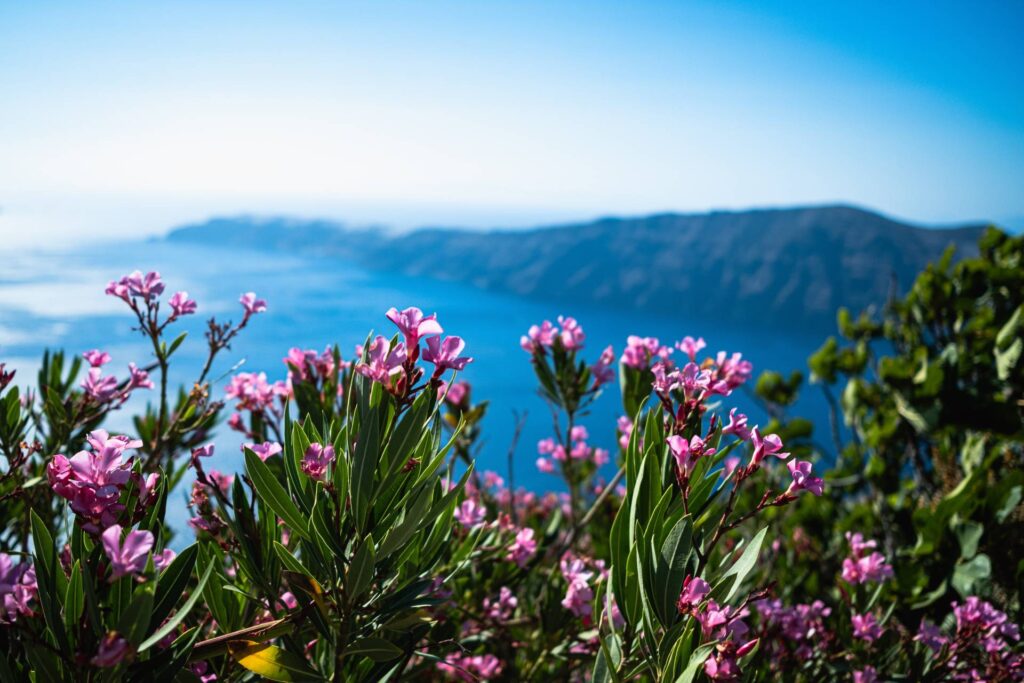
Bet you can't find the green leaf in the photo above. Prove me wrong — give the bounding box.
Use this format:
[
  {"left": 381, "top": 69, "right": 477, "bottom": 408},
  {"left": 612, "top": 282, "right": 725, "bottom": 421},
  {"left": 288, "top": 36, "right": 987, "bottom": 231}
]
[
  {"left": 346, "top": 637, "right": 403, "bottom": 662},
  {"left": 63, "top": 561, "right": 84, "bottom": 634},
  {"left": 347, "top": 535, "right": 376, "bottom": 600},
  {"left": 952, "top": 553, "right": 991, "bottom": 598},
  {"left": 117, "top": 582, "right": 155, "bottom": 646},
  {"left": 150, "top": 544, "right": 198, "bottom": 631},
  {"left": 31, "top": 510, "right": 69, "bottom": 652},
  {"left": 138, "top": 558, "right": 215, "bottom": 651},
  {"left": 230, "top": 641, "right": 322, "bottom": 681},
  {"left": 245, "top": 448, "right": 311, "bottom": 541},
  {"left": 675, "top": 643, "right": 716, "bottom": 683},
  {"left": 657, "top": 515, "right": 693, "bottom": 624},
  {"left": 717, "top": 526, "right": 768, "bottom": 603}
]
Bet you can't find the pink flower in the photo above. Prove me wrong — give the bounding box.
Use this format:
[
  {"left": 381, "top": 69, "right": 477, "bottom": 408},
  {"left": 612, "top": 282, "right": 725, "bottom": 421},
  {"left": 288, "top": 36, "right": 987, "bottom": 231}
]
[
  {"left": 749, "top": 427, "right": 788, "bottom": 466},
  {"left": 537, "top": 438, "right": 557, "bottom": 455},
  {"left": 441, "top": 380, "right": 469, "bottom": 405},
  {"left": 168, "top": 291, "right": 197, "bottom": 318},
  {"left": 0, "top": 554, "right": 37, "bottom": 622},
  {"left": 300, "top": 443, "right": 334, "bottom": 481},
  {"left": 557, "top": 315, "right": 585, "bottom": 350},
  {"left": 127, "top": 363, "right": 154, "bottom": 390},
  {"left": 520, "top": 321, "right": 558, "bottom": 353},
  {"left": 536, "top": 457, "right": 555, "bottom": 473},
  {"left": 153, "top": 549, "right": 177, "bottom": 571},
  {"left": 590, "top": 345, "right": 616, "bottom": 387},
  {"left": 842, "top": 551, "right": 894, "bottom": 584},
  {"left": 506, "top": 527, "right": 537, "bottom": 567},
  {"left": 101, "top": 525, "right": 154, "bottom": 580},
  {"left": 713, "top": 351, "right": 753, "bottom": 393},
  {"left": 385, "top": 306, "right": 443, "bottom": 347},
  {"left": 239, "top": 292, "right": 267, "bottom": 318},
  {"left": 852, "top": 612, "right": 883, "bottom": 642},
  {"left": 676, "top": 575, "right": 711, "bottom": 614},
  {"left": 620, "top": 335, "right": 673, "bottom": 369},
  {"left": 676, "top": 336, "right": 706, "bottom": 361},
  {"left": 125, "top": 271, "right": 165, "bottom": 301},
  {"left": 104, "top": 277, "right": 131, "bottom": 303},
  {"left": 723, "top": 408, "right": 752, "bottom": 441},
  {"left": 786, "top": 460, "right": 824, "bottom": 496},
  {"left": 423, "top": 336, "right": 473, "bottom": 372},
  {"left": 697, "top": 600, "right": 731, "bottom": 637},
  {"left": 355, "top": 336, "right": 407, "bottom": 387},
  {"left": 244, "top": 441, "right": 282, "bottom": 461},
  {"left": 853, "top": 667, "right": 878, "bottom": 683},
  {"left": 453, "top": 499, "right": 487, "bottom": 530},
  {"left": 570, "top": 425, "right": 589, "bottom": 442},
  {"left": 81, "top": 368, "right": 120, "bottom": 403},
  {"left": 82, "top": 349, "right": 111, "bottom": 367},
  {"left": 560, "top": 555, "right": 594, "bottom": 617},
  {"left": 48, "top": 430, "right": 141, "bottom": 532},
  {"left": 617, "top": 415, "right": 634, "bottom": 450},
  {"left": 677, "top": 362, "right": 711, "bottom": 398},
  {"left": 914, "top": 619, "right": 948, "bottom": 652},
  {"left": 593, "top": 447, "right": 609, "bottom": 466},
  {"left": 92, "top": 632, "right": 131, "bottom": 667},
  {"left": 667, "top": 434, "right": 715, "bottom": 478},
  {"left": 483, "top": 586, "right": 518, "bottom": 620}
]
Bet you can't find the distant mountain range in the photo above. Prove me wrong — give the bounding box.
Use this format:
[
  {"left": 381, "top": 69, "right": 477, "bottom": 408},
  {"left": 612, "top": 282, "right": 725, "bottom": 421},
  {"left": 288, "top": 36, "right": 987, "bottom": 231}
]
[{"left": 166, "top": 205, "right": 988, "bottom": 333}]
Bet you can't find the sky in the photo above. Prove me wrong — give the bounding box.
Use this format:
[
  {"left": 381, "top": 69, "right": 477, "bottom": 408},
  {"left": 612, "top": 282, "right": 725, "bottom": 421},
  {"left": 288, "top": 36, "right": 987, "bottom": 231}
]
[{"left": 2, "top": 0, "right": 1023, "bottom": 247}]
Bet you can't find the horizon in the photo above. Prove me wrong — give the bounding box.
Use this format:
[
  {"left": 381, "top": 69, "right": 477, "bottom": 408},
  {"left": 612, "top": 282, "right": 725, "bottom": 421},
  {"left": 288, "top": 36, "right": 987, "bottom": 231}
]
[{"left": 2, "top": 1, "right": 1024, "bottom": 247}]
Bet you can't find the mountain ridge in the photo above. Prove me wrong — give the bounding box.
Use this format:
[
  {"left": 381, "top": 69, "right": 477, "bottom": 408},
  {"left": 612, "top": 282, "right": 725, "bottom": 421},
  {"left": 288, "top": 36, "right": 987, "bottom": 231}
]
[{"left": 166, "top": 205, "right": 989, "bottom": 332}]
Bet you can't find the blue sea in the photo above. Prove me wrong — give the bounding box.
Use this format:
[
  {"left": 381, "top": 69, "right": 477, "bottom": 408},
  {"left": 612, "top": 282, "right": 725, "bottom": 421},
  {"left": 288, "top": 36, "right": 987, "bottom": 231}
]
[{"left": 0, "top": 239, "right": 831, "bottom": 541}]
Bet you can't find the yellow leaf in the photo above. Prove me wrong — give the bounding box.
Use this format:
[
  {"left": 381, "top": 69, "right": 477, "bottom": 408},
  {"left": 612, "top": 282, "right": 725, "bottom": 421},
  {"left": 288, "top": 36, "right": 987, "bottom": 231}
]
[{"left": 228, "top": 640, "right": 321, "bottom": 682}]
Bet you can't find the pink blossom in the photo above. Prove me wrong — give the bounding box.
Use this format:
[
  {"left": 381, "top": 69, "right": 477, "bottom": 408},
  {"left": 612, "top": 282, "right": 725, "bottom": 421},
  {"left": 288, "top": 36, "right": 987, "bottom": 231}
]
[
  {"left": 437, "top": 653, "right": 503, "bottom": 681},
  {"left": 81, "top": 368, "right": 120, "bottom": 403},
  {"left": 570, "top": 425, "right": 589, "bottom": 442},
  {"left": 127, "top": 362, "right": 154, "bottom": 390},
  {"left": 48, "top": 430, "right": 141, "bottom": 532},
  {"left": 676, "top": 336, "right": 706, "bottom": 361},
  {"left": 101, "top": 525, "right": 154, "bottom": 579},
  {"left": 454, "top": 499, "right": 487, "bottom": 529},
  {"left": 520, "top": 320, "right": 558, "bottom": 353},
  {"left": 590, "top": 345, "right": 616, "bottom": 386},
  {"left": 126, "top": 271, "right": 165, "bottom": 301},
  {"left": 676, "top": 575, "right": 711, "bottom": 614},
  {"left": 593, "top": 448, "right": 609, "bottom": 466},
  {"left": 557, "top": 315, "right": 585, "bottom": 350},
  {"left": 537, "top": 438, "right": 557, "bottom": 455},
  {"left": 483, "top": 586, "right": 518, "bottom": 620},
  {"left": 355, "top": 336, "right": 408, "bottom": 386},
  {"left": 239, "top": 292, "right": 267, "bottom": 318},
  {"left": 915, "top": 619, "right": 948, "bottom": 652},
  {"left": 536, "top": 457, "right": 555, "bottom": 473},
  {"left": 560, "top": 556, "right": 594, "bottom": 617},
  {"left": 506, "top": 527, "right": 537, "bottom": 567},
  {"left": 244, "top": 441, "right": 282, "bottom": 461},
  {"left": 786, "top": 460, "right": 824, "bottom": 496},
  {"left": 723, "top": 408, "right": 752, "bottom": 441},
  {"left": 677, "top": 362, "right": 712, "bottom": 398},
  {"left": 853, "top": 667, "right": 878, "bottom": 683},
  {"left": 841, "top": 547, "right": 894, "bottom": 585},
  {"left": 750, "top": 427, "right": 788, "bottom": 466},
  {"left": 852, "top": 612, "right": 883, "bottom": 642},
  {"left": 667, "top": 434, "right": 715, "bottom": 478},
  {"left": 697, "top": 600, "right": 731, "bottom": 637},
  {"left": 83, "top": 349, "right": 112, "bottom": 367},
  {"left": 225, "top": 372, "right": 286, "bottom": 411},
  {"left": 0, "top": 554, "right": 37, "bottom": 622},
  {"left": 713, "top": 351, "right": 753, "bottom": 393},
  {"left": 92, "top": 632, "right": 131, "bottom": 667},
  {"left": 153, "top": 549, "right": 177, "bottom": 571},
  {"left": 300, "top": 443, "right": 335, "bottom": 481},
  {"left": 168, "top": 291, "right": 197, "bottom": 318},
  {"left": 423, "top": 336, "right": 473, "bottom": 372},
  {"left": 617, "top": 415, "right": 634, "bottom": 450},
  {"left": 386, "top": 306, "right": 443, "bottom": 347},
  {"left": 441, "top": 380, "right": 469, "bottom": 405},
  {"left": 620, "top": 335, "right": 673, "bottom": 369}
]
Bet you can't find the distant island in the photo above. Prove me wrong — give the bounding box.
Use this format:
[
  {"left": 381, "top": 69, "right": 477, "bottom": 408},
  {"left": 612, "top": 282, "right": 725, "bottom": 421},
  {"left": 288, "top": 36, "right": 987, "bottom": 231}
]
[{"left": 166, "top": 205, "right": 987, "bottom": 333}]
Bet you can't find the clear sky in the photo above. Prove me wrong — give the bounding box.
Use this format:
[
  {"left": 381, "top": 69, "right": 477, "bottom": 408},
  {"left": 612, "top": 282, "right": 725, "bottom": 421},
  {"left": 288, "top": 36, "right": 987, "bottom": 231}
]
[{"left": 2, "top": 0, "right": 1023, "bottom": 246}]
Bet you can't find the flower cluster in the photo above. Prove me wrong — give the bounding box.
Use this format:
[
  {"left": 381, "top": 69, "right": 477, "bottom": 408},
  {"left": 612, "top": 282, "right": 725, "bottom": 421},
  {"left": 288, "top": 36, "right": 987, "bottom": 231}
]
[
  {"left": 0, "top": 554, "right": 37, "bottom": 623},
  {"left": 47, "top": 430, "right": 156, "bottom": 534},
  {"left": 841, "top": 533, "right": 894, "bottom": 584}
]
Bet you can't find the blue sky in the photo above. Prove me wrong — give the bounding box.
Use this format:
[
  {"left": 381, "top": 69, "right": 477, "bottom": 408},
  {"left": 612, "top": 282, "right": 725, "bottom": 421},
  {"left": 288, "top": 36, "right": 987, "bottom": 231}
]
[{"left": 1, "top": 0, "right": 1022, "bottom": 245}]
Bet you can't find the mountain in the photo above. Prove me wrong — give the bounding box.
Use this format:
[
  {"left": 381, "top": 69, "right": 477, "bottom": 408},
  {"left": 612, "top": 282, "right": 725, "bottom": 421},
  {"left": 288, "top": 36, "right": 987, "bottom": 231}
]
[{"left": 166, "top": 205, "right": 987, "bottom": 332}]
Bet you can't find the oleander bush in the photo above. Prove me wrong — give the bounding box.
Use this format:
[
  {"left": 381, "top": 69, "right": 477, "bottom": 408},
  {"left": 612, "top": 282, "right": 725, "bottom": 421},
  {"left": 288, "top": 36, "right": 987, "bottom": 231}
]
[{"left": 0, "top": 228, "right": 1020, "bottom": 682}]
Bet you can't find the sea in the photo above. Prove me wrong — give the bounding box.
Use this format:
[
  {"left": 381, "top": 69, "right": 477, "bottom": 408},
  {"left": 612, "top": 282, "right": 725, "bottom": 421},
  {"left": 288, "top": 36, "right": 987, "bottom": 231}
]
[{"left": 0, "top": 238, "right": 833, "bottom": 543}]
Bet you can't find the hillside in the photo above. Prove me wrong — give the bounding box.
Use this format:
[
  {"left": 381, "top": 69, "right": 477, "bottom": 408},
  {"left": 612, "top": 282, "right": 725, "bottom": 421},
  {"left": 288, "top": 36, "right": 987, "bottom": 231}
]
[{"left": 166, "top": 206, "right": 987, "bottom": 331}]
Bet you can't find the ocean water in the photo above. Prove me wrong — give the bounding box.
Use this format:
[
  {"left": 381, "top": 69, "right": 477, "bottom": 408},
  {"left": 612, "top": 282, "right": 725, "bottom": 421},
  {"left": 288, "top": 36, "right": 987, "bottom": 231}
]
[{"left": 0, "top": 239, "right": 832, "bottom": 539}]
